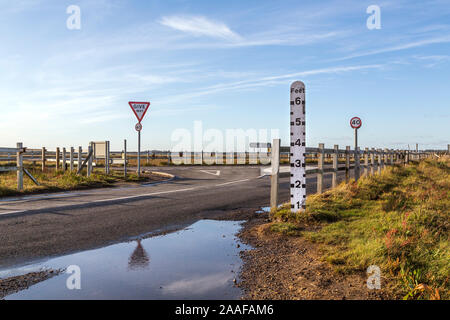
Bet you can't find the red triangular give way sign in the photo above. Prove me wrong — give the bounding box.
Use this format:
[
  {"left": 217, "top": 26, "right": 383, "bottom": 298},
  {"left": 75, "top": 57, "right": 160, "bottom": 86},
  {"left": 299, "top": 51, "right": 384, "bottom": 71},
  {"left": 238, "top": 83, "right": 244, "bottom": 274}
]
[{"left": 129, "top": 101, "right": 150, "bottom": 123}]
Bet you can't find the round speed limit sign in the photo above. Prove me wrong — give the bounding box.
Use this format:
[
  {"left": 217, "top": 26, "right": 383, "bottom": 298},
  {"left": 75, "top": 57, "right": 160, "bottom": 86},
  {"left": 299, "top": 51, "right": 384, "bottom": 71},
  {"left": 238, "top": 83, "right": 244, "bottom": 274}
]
[
  {"left": 350, "top": 117, "right": 362, "bottom": 129},
  {"left": 135, "top": 122, "right": 142, "bottom": 131}
]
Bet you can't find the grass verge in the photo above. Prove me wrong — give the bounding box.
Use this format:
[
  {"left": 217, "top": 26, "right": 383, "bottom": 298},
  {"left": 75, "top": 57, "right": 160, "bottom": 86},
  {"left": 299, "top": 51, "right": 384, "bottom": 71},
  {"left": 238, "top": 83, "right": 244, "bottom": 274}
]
[
  {"left": 270, "top": 157, "right": 449, "bottom": 300},
  {"left": 0, "top": 167, "right": 149, "bottom": 197}
]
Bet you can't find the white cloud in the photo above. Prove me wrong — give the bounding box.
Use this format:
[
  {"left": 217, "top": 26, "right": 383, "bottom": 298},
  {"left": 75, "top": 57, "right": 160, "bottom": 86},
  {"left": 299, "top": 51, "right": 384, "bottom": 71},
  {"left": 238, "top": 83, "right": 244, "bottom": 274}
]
[
  {"left": 158, "top": 64, "right": 384, "bottom": 104},
  {"left": 0, "top": 0, "right": 41, "bottom": 13},
  {"left": 413, "top": 55, "right": 450, "bottom": 67},
  {"left": 159, "top": 15, "right": 242, "bottom": 41},
  {"left": 335, "top": 36, "right": 450, "bottom": 61},
  {"left": 162, "top": 272, "right": 233, "bottom": 296}
]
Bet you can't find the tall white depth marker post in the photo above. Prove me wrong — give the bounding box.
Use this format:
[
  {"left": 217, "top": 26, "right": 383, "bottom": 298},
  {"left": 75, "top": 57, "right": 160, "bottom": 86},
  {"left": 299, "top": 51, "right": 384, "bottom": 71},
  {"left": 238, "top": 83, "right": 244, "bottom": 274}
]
[
  {"left": 290, "top": 81, "right": 306, "bottom": 212},
  {"left": 129, "top": 101, "right": 151, "bottom": 178}
]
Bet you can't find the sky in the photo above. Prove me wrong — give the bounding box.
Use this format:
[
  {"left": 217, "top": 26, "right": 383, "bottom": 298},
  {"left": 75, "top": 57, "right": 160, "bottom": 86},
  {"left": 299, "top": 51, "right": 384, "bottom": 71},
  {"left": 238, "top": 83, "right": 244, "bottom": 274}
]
[{"left": 0, "top": 0, "right": 449, "bottom": 151}]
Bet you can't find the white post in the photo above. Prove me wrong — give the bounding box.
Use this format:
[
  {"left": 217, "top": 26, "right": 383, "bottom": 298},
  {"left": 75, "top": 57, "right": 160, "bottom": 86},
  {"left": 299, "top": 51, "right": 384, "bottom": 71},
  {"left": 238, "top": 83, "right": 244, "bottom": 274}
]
[
  {"left": 17, "top": 142, "right": 23, "bottom": 191},
  {"left": 87, "top": 143, "right": 93, "bottom": 177},
  {"left": 105, "top": 141, "right": 110, "bottom": 175},
  {"left": 290, "top": 81, "right": 306, "bottom": 212},
  {"left": 270, "top": 139, "right": 280, "bottom": 211}
]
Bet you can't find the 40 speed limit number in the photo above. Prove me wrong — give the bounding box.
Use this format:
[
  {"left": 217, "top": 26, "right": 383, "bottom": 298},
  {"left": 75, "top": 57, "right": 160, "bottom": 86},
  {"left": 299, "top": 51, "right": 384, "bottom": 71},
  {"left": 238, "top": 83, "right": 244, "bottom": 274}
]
[{"left": 290, "top": 81, "right": 306, "bottom": 212}]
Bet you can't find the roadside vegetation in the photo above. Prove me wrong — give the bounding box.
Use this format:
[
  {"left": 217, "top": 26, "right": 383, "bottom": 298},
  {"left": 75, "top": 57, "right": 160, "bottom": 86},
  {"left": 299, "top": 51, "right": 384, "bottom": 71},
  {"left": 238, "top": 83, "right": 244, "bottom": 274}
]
[
  {"left": 0, "top": 166, "right": 151, "bottom": 197},
  {"left": 270, "top": 157, "right": 449, "bottom": 300}
]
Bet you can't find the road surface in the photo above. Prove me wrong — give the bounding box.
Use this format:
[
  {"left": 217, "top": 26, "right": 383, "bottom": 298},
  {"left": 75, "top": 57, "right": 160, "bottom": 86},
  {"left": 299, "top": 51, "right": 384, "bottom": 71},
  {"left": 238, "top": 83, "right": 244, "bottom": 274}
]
[{"left": 0, "top": 165, "right": 351, "bottom": 268}]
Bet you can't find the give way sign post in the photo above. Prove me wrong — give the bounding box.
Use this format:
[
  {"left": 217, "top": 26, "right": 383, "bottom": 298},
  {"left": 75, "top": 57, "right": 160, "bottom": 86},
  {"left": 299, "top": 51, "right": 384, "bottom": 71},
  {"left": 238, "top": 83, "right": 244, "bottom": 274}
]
[{"left": 129, "top": 101, "right": 150, "bottom": 177}]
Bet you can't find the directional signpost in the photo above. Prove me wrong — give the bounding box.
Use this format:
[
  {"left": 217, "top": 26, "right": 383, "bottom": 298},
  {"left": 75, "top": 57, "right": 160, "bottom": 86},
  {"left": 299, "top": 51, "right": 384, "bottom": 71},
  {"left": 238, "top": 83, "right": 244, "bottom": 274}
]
[
  {"left": 290, "top": 81, "right": 306, "bottom": 213},
  {"left": 129, "top": 101, "right": 150, "bottom": 177},
  {"left": 350, "top": 116, "right": 362, "bottom": 180}
]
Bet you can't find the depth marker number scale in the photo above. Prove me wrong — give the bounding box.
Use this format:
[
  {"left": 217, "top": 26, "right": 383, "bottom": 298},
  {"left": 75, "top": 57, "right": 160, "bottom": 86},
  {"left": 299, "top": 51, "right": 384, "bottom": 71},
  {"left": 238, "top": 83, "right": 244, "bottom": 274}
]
[{"left": 290, "top": 81, "right": 306, "bottom": 212}]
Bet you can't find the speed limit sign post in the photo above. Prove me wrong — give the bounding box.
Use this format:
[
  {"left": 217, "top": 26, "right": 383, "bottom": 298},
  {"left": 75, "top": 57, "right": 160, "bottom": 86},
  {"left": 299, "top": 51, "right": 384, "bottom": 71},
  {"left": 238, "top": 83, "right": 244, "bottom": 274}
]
[
  {"left": 135, "top": 123, "right": 142, "bottom": 131},
  {"left": 129, "top": 101, "right": 150, "bottom": 177},
  {"left": 350, "top": 117, "right": 362, "bottom": 180}
]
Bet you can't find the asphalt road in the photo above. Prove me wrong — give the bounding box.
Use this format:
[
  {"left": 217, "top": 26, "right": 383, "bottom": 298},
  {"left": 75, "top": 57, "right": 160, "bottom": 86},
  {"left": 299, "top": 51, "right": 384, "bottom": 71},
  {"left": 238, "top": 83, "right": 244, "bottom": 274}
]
[{"left": 0, "top": 165, "right": 352, "bottom": 268}]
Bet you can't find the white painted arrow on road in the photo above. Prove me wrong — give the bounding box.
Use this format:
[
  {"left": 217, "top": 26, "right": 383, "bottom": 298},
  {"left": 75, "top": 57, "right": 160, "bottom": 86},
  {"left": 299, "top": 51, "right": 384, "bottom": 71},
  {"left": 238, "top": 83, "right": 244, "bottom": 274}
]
[{"left": 199, "top": 170, "right": 221, "bottom": 176}]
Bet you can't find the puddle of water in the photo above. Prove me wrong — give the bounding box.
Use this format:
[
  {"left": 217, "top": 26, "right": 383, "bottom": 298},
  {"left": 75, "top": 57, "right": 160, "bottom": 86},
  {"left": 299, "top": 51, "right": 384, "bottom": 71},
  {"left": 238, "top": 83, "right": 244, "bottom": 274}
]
[
  {"left": 258, "top": 206, "right": 282, "bottom": 213},
  {"left": 1, "top": 220, "right": 249, "bottom": 300}
]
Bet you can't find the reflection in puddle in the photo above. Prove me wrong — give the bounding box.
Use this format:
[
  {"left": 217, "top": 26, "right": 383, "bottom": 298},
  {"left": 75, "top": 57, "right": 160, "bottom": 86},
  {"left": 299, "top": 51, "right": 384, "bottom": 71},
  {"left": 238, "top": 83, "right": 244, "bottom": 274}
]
[
  {"left": 1, "top": 220, "right": 249, "bottom": 300},
  {"left": 128, "top": 240, "right": 150, "bottom": 270}
]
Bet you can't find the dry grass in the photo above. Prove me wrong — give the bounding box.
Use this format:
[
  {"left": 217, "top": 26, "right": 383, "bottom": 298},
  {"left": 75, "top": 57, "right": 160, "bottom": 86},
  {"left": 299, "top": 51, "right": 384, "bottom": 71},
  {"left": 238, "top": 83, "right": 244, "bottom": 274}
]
[{"left": 270, "top": 156, "right": 450, "bottom": 300}]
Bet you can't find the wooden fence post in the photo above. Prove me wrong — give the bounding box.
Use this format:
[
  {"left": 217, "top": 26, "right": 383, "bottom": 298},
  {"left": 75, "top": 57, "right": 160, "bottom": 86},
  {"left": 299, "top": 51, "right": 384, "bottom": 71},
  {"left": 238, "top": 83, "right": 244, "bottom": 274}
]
[
  {"left": 355, "top": 147, "right": 361, "bottom": 181},
  {"left": 377, "top": 149, "right": 382, "bottom": 174},
  {"left": 332, "top": 144, "right": 338, "bottom": 188},
  {"left": 371, "top": 148, "right": 375, "bottom": 175},
  {"left": 124, "top": 139, "right": 127, "bottom": 178},
  {"left": 345, "top": 146, "right": 350, "bottom": 182},
  {"left": 87, "top": 144, "right": 93, "bottom": 177},
  {"left": 17, "top": 142, "right": 23, "bottom": 191},
  {"left": 270, "top": 139, "right": 280, "bottom": 211},
  {"left": 364, "top": 147, "right": 369, "bottom": 176},
  {"left": 384, "top": 148, "right": 389, "bottom": 168},
  {"left": 70, "top": 147, "right": 74, "bottom": 171},
  {"left": 389, "top": 149, "right": 394, "bottom": 165},
  {"left": 56, "top": 147, "right": 60, "bottom": 171},
  {"left": 62, "top": 147, "right": 66, "bottom": 172},
  {"left": 41, "top": 147, "right": 46, "bottom": 172},
  {"left": 317, "top": 143, "right": 324, "bottom": 194},
  {"left": 78, "top": 146, "right": 82, "bottom": 172}
]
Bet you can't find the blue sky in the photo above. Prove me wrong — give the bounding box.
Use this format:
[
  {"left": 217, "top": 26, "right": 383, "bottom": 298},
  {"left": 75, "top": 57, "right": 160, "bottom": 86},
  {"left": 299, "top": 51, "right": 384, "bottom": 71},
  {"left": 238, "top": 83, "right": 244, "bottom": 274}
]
[{"left": 0, "top": 0, "right": 449, "bottom": 151}]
